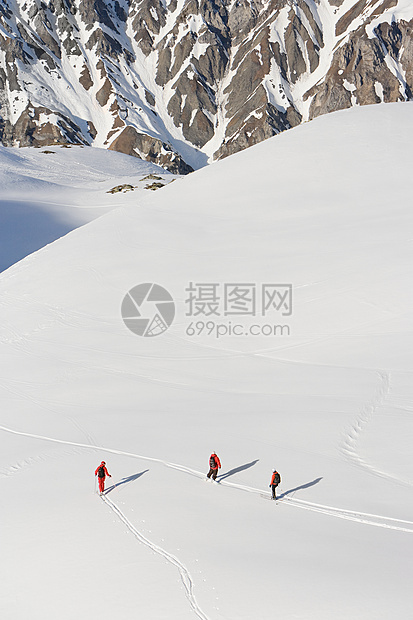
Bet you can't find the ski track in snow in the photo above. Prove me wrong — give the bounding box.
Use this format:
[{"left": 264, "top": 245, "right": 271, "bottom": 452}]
[
  {"left": 0, "top": 423, "right": 412, "bottom": 534},
  {"left": 340, "top": 371, "right": 390, "bottom": 472},
  {"left": 280, "top": 496, "right": 413, "bottom": 533},
  {"left": 0, "top": 446, "right": 84, "bottom": 478},
  {"left": 340, "top": 371, "right": 413, "bottom": 488},
  {"left": 101, "top": 494, "right": 211, "bottom": 620}
]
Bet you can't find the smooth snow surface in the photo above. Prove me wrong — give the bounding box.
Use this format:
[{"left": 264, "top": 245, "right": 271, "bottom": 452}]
[
  {"left": 0, "top": 103, "right": 412, "bottom": 620},
  {"left": 0, "top": 145, "right": 174, "bottom": 271}
]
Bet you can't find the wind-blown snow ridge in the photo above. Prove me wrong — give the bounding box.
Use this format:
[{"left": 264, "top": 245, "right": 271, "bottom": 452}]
[
  {"left": 1, "top": 423, "right": 412, "bottom": 534},
  {"left": 101, "top": 494, "right": 211, "bottom": 620}
]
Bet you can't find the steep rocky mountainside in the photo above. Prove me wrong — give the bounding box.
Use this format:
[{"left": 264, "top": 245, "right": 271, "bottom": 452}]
[{"left": 0, "top": 0, "right": 412, "bottom": 171}]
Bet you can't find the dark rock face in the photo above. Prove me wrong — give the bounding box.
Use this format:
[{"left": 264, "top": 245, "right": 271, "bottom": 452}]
[
  {"left": 0, "top": 105, "right": 88, "bottom": 147},
  {"left": 308, "top": 13, "right": 412, "bottom": 119},
  {"left": 0, "top": 0, "right": 412, "bottom": 171},
  {"left": 108, "top": 126, "right": 194, "bottom": 174}
]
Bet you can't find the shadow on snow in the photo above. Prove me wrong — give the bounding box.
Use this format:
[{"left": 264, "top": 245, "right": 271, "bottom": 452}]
[
  {"left": 218, "top": 460, "right": 259, "bottom": 481},
  {"left": 0, "top": 199, "right": 85, "bottom": 272},
  {"left": 104, "top": 470, "right": 149, "bottom": 494},
  {"left": 278, "top": 477, "right": 323, "bottom": 499}
]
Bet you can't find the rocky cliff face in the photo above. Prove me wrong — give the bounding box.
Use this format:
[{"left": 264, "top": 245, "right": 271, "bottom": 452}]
[{"left": 0, "top": 0, "right": 412, "bottom": 171}]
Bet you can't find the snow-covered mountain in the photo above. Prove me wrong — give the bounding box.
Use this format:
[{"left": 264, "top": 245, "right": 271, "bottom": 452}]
[
  {"left": 0, "top": 102, "right": 412, "bottom": 619},
  {"left": 0, "top": 0, "right": 412, "bottom": 171}
]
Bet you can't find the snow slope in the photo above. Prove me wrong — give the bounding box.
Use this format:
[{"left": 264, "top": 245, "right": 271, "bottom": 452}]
[
  {"left": 0, "top": 102, "right": 412, "bottom": 620},
  {"left": 0, "top": 144, "right": 175, "bottom": 271}
]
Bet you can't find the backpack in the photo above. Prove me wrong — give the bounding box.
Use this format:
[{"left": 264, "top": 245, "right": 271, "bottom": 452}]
[
  {"left": 210, "top": 456, "right": 217, "bottom": 469},
  {"left": 97, "top": 466, "right": 105, "bottom": 478},
  {"left": 273, "top": 472, "right": 281, "bottom": 484}
]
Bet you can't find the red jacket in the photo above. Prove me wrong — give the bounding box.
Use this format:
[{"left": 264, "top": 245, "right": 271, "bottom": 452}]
[
  {"left": 95, "top": 463, "right": 110, "bottom": 478},
  {"left": 209, "top": 454, "right": 221, "bottom": 470},
  {"left": 270, "top": 471, "right": 280, "bottom": 485}
]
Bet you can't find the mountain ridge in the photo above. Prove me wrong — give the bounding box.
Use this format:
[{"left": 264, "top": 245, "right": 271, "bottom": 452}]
[{"left": 0, "top": 0, "right": 412, "bottom": 171}]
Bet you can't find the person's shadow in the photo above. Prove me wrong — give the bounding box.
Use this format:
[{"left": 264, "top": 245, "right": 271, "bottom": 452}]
[
  {"left": 218, "top": 460, "right": 259, "bottom": 481},
  {"left": 278, "top": 477, "right": 323, "bottom": 499},
  {"left": 105, "top": 470, "right": 149, "bottom": 494}
]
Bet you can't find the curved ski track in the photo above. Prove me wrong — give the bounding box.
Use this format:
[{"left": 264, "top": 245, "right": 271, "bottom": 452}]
[
  {"left": 339, "top": 371, "right": 413, "bottom": 488},
  {"left": 340, "top": 371, "right": 390, "bottom": 477},
  {"left": 101, "top": 494, "right": 210, "bottom": 620},
  {"left": 1, "top": 420, "right": 412, "bottom": 620},
  {"left": 0, "top": 423, "right": 412, "bottom": 534}
]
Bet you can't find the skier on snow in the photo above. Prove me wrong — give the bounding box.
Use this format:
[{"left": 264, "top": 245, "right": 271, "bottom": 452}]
[
  {"left": 269, "top": 469, "right": 281, "bottom": 499},
  {"left": 207, "top": 452, "right": 221, "bottom": 481},
  {"left": 95, "top": 461, "right": 111, "bottom": 494}
]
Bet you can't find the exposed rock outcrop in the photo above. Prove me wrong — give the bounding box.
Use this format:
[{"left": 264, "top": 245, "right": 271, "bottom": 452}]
[
  {"left": 0, "top": 105, "right": 88, "bottom": 147},
  {"left": 308, "top": 18, "right": 412, "bottom": 119},
  {"left": 109, "top": 126, "right": 194, "bottom": 174}
]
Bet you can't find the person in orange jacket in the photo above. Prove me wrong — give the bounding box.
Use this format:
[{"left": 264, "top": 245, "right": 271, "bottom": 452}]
[
  {"left": 95, "top": 461, "right": 111, "bottom": 494},
  {"left": 207, "top": 452, "right": 221, "bottom": 480},
  {"left": 269, "top": 469, "right": 281, "bottom": 499}
]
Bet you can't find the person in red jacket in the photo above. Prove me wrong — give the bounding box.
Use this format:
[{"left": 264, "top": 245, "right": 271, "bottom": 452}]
[
  {"left": 269, "top": 469, "right": 281, "bottom": 499},
  {"left": 207, "top": 452, "right": 221, "bottom": 480},
  {"left": 95, "top": 461, "right": 111, "bottom": 494}
]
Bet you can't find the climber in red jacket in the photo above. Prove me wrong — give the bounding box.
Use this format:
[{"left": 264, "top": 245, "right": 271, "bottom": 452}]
[
  {"left": 95, "top": 461, "right": 111, "bottom": 494},
  {"left": 269, "top": 469, "right": 281, "bottom": 499},
  {"left": 207, "top": 452, "right": 221, "bottom": 480}
]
